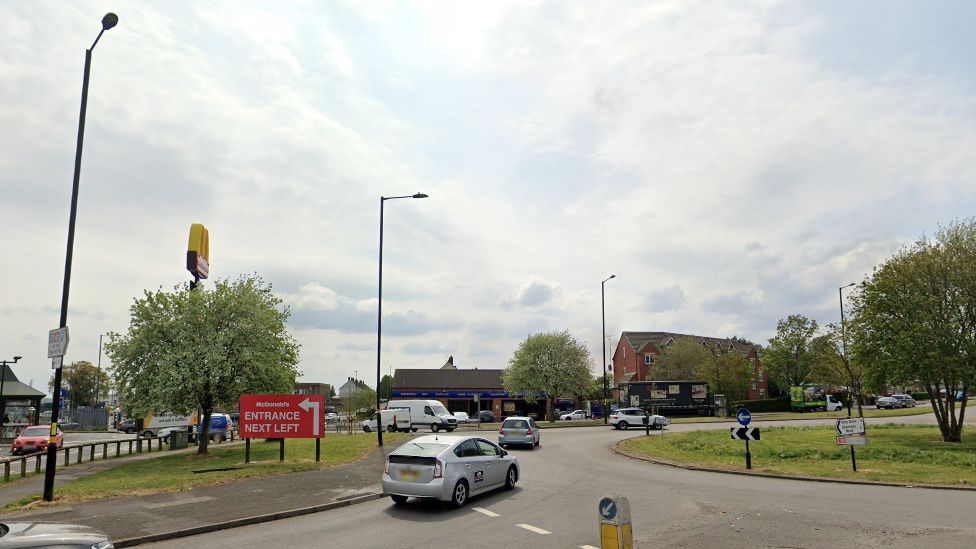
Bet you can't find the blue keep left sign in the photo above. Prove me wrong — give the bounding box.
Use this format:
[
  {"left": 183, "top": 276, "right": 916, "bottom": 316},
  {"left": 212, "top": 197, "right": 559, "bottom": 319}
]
[
  {"left": 599, "top": 497, "right": 617, "bottom": 521},
  {"left": 736, "top": 408, "right": 752, "bottom": 426}
]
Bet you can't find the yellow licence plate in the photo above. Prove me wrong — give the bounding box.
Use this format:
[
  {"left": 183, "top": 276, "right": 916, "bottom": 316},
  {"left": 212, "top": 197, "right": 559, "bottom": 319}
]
[{"left": 400, "top": 469, "right": 419, "bottom": 481}]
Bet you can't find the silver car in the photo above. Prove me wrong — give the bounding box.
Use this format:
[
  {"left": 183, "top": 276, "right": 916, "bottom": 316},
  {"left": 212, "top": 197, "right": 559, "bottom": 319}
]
[
  {"left": 891, "top": 394, "right": 916, "bottom": 408},
  {"left": 876, "top": 396, "right": 901, "bottom": 409},
  {"left": 383, "top": 435, "right": 520, "bottom": 508},
  {"left": 498, "top": 416, "right": 540, "bottom": 449},
  {"left": 0, "top": 522, "right": 113, "bottom": 548}
]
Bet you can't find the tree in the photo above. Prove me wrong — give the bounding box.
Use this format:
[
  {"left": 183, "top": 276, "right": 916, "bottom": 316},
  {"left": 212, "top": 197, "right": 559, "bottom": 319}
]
[
  {"left": 106, "top": 275, "right": 301, "bottom": 454},
  {"left": 379, "top": 375, "right": 394, "bottom": 403},
  {"left": 503, "top": 330, "right": 592, "bottom": 421},
  {"left": 341, "top": 384, "right": 377, "bottom": 420},
  {"left": 650, "top": 337, "right": 713, "bottom": 380},
  {"left": 852, "top": 219, "right": 975, "bottom": 442},
  {"left": 48, "top": 361, "right": 110, "bottom": 407},
  {"left": 763, "top": 315, "right": 830, "bottom": 388},
  {"left": 694, "top": 353, "right": 753, "bottom": 404},
  {"left": 812, "top": 324, "right": 866, "bottom": 416}
]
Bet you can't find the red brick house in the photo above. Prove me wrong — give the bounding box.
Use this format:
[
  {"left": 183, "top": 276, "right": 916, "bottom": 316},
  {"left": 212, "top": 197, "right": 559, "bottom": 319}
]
[{"left": 611, "top": 331, "right": 767, "bottom": 401}]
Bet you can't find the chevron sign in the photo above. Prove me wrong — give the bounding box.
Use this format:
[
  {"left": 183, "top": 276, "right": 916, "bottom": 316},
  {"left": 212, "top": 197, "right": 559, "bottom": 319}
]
[{"left": 730, "top": 427, "right": 760, "bottom": 440}]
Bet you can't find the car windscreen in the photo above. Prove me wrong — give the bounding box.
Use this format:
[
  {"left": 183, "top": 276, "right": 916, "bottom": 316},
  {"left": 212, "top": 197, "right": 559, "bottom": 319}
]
[
  {"left": 502, "top": 420, "right": 528, "bottom": 429},
  {"left": 431, "top": 405, "right": 449, "bottom": 416},
  {"left": 392, "top": 442, "right": 450, "bottom": 458},
  {"left": 20, "top": 428, "right": 49, "bottom": 437}
]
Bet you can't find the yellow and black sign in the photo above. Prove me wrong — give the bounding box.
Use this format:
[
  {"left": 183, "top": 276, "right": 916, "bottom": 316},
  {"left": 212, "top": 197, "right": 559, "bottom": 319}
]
[{"left": 186, "top": 223, "right": 210, "bottom": 279}]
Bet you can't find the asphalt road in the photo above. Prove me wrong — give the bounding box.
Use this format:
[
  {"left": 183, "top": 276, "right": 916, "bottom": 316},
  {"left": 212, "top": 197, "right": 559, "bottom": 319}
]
[
  {"left": 0, "top": 432, "right": 136, "bottom": 475},
  {"left": 144, "top": 411, "right": 976, "bottom": 549}
]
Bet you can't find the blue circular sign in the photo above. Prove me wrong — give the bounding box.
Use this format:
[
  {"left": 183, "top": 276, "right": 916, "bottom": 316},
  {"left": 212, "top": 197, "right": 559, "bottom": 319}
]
[
  {"left": 736, "top": 408, "right": 752, "bottom": 426},
  {"left": 599, "top": 497, "right": 617, "bottom": 520}
]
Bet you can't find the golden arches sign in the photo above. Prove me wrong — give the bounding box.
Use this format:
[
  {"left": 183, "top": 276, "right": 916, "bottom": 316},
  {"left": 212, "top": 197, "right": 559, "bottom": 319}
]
[{"left": 186, "top": 223, "right": 210, "bottom": 279}]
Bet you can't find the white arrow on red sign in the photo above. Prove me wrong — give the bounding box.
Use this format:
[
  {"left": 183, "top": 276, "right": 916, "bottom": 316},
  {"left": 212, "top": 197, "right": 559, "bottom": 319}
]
[{"left": 299, "top": 398, "right": 320, "bottom": 437}]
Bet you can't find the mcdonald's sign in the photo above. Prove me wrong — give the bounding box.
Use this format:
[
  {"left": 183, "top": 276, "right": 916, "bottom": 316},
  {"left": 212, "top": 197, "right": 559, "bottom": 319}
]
[{"left": 186, "top": 223, "right": 210, "bottom": 279}]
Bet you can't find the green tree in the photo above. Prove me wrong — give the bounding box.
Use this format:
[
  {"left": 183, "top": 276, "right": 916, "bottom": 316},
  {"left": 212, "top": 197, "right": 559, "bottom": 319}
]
[
  {"left": 48, "top": 360, "right": 111, "bottom": 407},
  {"left": 106, "top": 275, "right": 301, "bottom": 454},
  {"left": 650, "top": 337, "right": 713, "bottom": 380},
  {"left": 341, "top": 385, "right": 377, "bottom": 421},
  {"left": 812, "top": 324, "right": 866, "bottom": 415},
  {"left": 379, "top": 375, "right": 394, "bottom": 403},
  {"left": 694, "top": 353, "right": 753, "bottom": 405},
  {"left": 763, "top": 315, "right": 830, "bottom": 388},
  {"left": 503, "top": 330, "right": 592, "bottom": 421},
  {"left": 852, "top": 219, "right": 975, "bottom": 442}
]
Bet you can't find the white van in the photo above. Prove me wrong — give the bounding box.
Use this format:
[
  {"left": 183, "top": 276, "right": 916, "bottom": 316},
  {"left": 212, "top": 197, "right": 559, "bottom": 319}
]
[
  {"left": 362, "top": 409, "right": 412, "bottom": 433},
  {"left": 826, "top": 394, "right": 844, "bottom": 412},
  {"left": 386, "top": 400, "right": 458, "bottom": 432}
]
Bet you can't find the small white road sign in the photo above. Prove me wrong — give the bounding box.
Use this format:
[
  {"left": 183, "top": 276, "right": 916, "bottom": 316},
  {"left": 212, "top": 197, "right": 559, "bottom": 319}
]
[
  {"left": 836, "top": 417, "right": 866, "bottom": 436},
  {"left": 836, "top": 435, "right": 868, "bottom": 446},
  {"left": 48, "top": 327, "right": 69, "bottom": 358}
]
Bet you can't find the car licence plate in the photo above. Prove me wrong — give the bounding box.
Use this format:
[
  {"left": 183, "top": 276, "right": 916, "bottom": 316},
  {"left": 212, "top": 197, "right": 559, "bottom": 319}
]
[{"left": 399, "top": 468, "right": 419, "bottom": 482}]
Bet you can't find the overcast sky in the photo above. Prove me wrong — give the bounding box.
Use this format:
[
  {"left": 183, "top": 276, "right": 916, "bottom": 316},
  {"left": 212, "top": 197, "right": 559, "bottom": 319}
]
[{"left": 2, "top": 1, "right": 975, "bottom": 394}]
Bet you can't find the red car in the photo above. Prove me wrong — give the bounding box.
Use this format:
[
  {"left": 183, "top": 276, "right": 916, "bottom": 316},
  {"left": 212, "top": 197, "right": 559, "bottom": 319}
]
[{"left": 10, "top": 424, "right": 63, "bottom": 455}]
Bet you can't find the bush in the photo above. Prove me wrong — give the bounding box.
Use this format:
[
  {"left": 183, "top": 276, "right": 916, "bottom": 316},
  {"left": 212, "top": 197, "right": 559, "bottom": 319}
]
[
  {"left": 911, "top": 393, "right": 929, "bottom": 401},
  {"left": 728, "top": 398, "right": 791, "bottom": 414}
]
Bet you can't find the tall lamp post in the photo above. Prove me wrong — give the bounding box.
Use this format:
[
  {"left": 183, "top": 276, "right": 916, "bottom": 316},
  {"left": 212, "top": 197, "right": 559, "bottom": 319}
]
[
  {"left": 96, "top": 334, "right": 106, "bottom": 407},
  {"left": 376, "top": 193, "right": 428, "bottom": 446},
  {"left": 838, "top": 283, "right": 858, "bottom": 416},
  {"left": 0, "top": 356, "right": 23, "bottom": 438},
  {"left": 601, "top": 274, "right": 615, "bottom": 424},
  {"left": 45, "top": 12, "right": 119, "bottom": 503}
]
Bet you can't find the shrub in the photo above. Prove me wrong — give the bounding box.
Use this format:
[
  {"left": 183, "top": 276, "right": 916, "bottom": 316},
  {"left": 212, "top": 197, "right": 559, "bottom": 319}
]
[{"left": 728, "top": 398, "right": 791, "bottom": 414}]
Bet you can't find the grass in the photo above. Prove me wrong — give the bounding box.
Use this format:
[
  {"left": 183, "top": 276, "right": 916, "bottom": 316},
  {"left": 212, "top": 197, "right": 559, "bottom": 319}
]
[
  {"left": 618, "top": 424, "right": 976, "bottom": 486},
  {"left": 5, "top": 433, "right": 408, "bottom": 510}
]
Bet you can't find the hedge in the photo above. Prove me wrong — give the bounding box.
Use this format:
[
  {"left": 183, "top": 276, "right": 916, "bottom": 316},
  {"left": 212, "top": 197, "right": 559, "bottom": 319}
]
[
  {"left": 727, "top": 398, "right": 791, "bottom": 414},
  {"left": 911, "top": 393, "right": 929, "bottom": 401}
]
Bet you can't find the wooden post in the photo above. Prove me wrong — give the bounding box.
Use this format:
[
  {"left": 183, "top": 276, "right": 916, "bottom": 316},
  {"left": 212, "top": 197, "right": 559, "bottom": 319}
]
[
  {"left": 116, "top": 441, "right": 121, "bottom": 457},
  {"left": 279, "top": 439, "right": 285, "bottom": 462},
  {"left": 89, "top": 445, "right": 95, "bottom": 461},
  {"left": 102, "top": 442, "right": 108, "bottom": 460},
  {"left": 20, "top": 458, "right": 26, "bottom": 478},
  {"left": 63, "top": 447, "right": 69, "bottom": 466},
  {"left": 76, "top": 447, "right": 82, "bottom": 464},
  {"left": 3, "top": 461, "right": 9, "bottom": 482},
  {"left": 245, "top": 438, "right": 250, "bottom": 464},
  {"left": 315, "top": 438, "right": 321, "bottom": 462},
  {"left": 35, "top": 455, "right": 41, "bottom": 473}
]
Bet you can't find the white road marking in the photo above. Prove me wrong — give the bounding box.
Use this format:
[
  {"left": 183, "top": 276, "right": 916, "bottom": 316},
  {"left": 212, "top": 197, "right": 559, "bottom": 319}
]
[
  {"left": 471, "top": 507, "right": 500, "bottom": 517},
  {"left": 517, "top": 524, "right": 551, "bottom": 535},
  {"left": 144, "top": 496, "right": 216, "bottom": 509},
  {"left": 579, "top": 545, "right": 601, "bottom": 549}
]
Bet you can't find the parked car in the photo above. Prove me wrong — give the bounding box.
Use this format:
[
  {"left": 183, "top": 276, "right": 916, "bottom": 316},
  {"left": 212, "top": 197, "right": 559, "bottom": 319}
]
[
  {"left": 477, "top": 410, "right": 495, "bottom": 423},
  {"left": 382, "top": 435, "right": 519, "bottom": 508},
  {"left": 498, "top": 416, "right": 540, "bottom": 449},
  {"left": 362, "top": 409, "right": 412, "bottom": 433},
  {"left": 117, "top": 418, "right": 137, "bottom": 434},
  {"left": 324, "top": 412, "right": 340, "bottom": 423},
  {"left": 826, "top": 394, "right": 844, "bottom": 412},
  {"left": 452, "top": 412, "right": 470, "bottom": 424},
  {"left": 891, "top": 394, "right": 916, "bottom": 408},
  {"left": 609, "top": 408, "right": 669, "bottom": 430},
  {"left": 560, "top": 410, "right": 587, "bottom": 421},
  {"left": 876, "top": 396, "right": 901, "bottom": 409},
  {"left": 0, "top": 521, "right": 113, "bottom": 548},
  {"left": 10, "top": 425, "right": 63, "bottom": 455}
]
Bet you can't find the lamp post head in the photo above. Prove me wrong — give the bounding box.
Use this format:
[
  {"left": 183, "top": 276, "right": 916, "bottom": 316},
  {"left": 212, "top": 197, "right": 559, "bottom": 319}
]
[
  {"left": 412, "top": 193, "right": 428, "bottom": 199},
  {"left": 13, "top": 356, "right": 22, "bottom": 362},
  {"left": 102, "top": 13, "right": 119, "bottom": 30},
  {"left": 609, "top": 274, "right": 616, "bottom": 279},
  {"left": 841, "top": 282, "right": 855, "bottom": 290}
]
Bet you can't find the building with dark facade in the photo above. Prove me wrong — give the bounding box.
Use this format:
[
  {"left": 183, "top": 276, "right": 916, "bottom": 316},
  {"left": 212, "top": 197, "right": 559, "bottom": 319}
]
[{"left": 612, "top": 331, "right": 767, "bottom": 401}]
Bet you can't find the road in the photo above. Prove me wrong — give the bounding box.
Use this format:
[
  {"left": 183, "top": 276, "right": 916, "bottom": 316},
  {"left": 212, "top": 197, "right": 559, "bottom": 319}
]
[
  {"left": 145, "top": 411, "right": 975, "bottom": 548},
  {"left": 0, "top": 431, "right": 137, "bottom": 476}
]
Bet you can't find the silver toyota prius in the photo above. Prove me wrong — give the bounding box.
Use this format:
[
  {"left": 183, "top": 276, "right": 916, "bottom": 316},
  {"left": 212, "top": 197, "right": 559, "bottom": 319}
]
[{"left": 382, "top": 435, "right": 520, "bottom": 508}]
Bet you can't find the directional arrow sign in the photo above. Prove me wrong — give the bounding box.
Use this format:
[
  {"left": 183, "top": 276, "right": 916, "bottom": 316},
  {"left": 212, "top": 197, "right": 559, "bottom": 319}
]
[
  {"left": 599, "top": 497, "right": 617, "bottom": 521},
  {"left": 730, "top": 427, "right": 760, "bottom": 441},
  {"left": 836, "top": 417, "right": 866, "bottom": 436},
  {"left": 736, "top": 408, "right": 752, "bottom": 426},
  {"left": 299, "top": 397, "right": 321, "bottom": 437}
]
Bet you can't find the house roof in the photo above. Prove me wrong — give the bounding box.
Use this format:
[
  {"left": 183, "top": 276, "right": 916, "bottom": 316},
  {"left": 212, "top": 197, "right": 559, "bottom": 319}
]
[
  {"left": 394, "top": 368, "right": 504, "bottom": 390},
  {"left": 620, "top": 331, "right": 760, "bottom": 355}
]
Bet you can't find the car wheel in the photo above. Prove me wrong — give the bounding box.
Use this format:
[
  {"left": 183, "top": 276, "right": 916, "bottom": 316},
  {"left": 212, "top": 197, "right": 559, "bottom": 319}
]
[
  {"left": 504, "top": 466, "right": 517, "bottom": 490},
  {"left": 451, "top": 480, "right": 468, "bottom": 508},
  {"left": 391, "top": 495, "right": 408, "bottom": 505},
  {"left": 363, "top": 425, "right": 371, "bottom": 433},
  {"left": 142, "top": 430, "right": 154, "bottom": 438},
  {"left": 411, "top": 428, "right": 418, "bottom": 433},
  {"left": 620, "top": 421, "right": 629, "bottom": 430},
  {"left": 431, "top": 424, "right": 440, "bottom": 433},
  {"left": 387, "top": 425, "right": 395, "bottom": 433}
]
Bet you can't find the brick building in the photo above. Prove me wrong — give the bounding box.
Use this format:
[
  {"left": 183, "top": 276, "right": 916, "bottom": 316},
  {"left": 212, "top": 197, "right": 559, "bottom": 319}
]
[{"left": 612, "top": 331, "right": 767, "bottom": 401}]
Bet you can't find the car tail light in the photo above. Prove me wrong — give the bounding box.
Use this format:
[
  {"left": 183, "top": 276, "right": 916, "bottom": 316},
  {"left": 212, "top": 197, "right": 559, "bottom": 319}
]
[
  {"left": 526, "top": 428, "right": 533, "bottom": 435},
  {"left": 384, "top": 458, "right": 390, "bottom": 475},
  {"left": 433, "top": 459, "right": 444, "bottom": 479},
  {"left": 499, "top": 427, "right": 504, "bottom": 435}
]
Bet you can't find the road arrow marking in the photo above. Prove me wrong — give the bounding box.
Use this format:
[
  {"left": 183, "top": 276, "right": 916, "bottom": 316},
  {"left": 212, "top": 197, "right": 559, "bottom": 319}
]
[
  {"left": 471, "top": 507, "right": 499, "bottom": 517},
  {"left": 299, "top": 398, "right": 320, "bottom": 436},
  {"left": 517, "top": 524, "right": 551, "bottom": 535}
]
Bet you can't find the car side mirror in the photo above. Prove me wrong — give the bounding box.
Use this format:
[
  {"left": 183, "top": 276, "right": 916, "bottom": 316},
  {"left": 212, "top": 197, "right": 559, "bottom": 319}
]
[{"left": 501, "top": 450, "right": 508, "bottom": 457}]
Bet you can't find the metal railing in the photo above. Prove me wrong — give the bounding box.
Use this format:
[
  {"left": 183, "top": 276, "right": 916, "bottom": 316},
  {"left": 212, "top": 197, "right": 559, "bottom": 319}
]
[{"left": 0, "top": 429, "right": 240, "bottom": 483}]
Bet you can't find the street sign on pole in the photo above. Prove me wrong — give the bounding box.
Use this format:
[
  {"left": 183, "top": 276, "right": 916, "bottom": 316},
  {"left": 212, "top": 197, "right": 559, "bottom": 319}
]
[
  {"left": 736, "top": 408, "right": 752, "bottom": 426},
  {"left": 598, "top": 495, "right": 632, "bottom": 549},
  {"left": 239, "top": 394, "right": 325, "bottom": 439},
  {"left": 835, "top": 417, "right": 866, "bottom": 436},
  {"left": 730, "top": 427, "right": 760, "bottom": 440},
  {"left": 47, "top": 327, "right": 69, "bottom": 359},
  {"left": 836, "top": 435, "right": 868, "bottom": 446}
]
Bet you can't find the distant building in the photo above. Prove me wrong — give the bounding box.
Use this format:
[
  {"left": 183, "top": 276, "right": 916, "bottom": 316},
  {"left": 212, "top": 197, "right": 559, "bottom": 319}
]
[
  {"left": 612, "top": 331, "right": 767, "bottom": 400},
  {"left": 338, "top": 377, "right": 371, "bottom": 398},
  {"left": 294, "top": 382, "right": 332, "bottom": 406}
]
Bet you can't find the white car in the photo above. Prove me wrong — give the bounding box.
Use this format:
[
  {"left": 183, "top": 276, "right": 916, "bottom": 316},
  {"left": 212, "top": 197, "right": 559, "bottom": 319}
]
[
  {"left": 452, "top": 412, "right": 470, "bottom": 424},
  {"left": 324, "top": 412, "right": 340, "bottom": 423},
  {"left": 559, "top": 410, "right": 587, "bottom": 421},
  {"left": 157, "top": 426, "right": 185, "bottom": 442},
  {"left": 609, "top": 407, "right": 670, "bottom": 430},
  {"left": 383, "top": 435, "right": 519, "bottom": 508}
]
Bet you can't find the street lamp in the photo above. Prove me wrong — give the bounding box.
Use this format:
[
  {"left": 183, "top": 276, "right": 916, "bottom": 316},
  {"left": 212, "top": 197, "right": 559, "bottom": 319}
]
[
  {"left": 601, "top": 274, "right": 616, "bottom": 424},
  {"left": 96, "top": 334, "right": 106, "bottom": 407},
  {"left": 838, "top": 283, "right": 857, "bottom": 414},
  {"left": 45, "top": 12, "right": 119, "bottom": 503},
  {"left": 376, "top": 193, "right": 428, "bottom": 446},
  {"left": 0, "top": 356, "right": 23, "bottom": 438}
]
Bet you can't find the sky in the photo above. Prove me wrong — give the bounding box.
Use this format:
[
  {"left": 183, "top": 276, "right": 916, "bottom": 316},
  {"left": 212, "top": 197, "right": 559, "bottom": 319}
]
[{"left": 2, "top": 1, "right": 975, "bottom": 395}]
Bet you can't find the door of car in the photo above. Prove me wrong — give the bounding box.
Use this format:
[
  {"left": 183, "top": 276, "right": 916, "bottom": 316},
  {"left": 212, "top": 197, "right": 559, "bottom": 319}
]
[
  {"left": 455, "top": 439, "right": 489, "bottom": 493},
  {"left": 475, "top": 439, "right": 506, "bottom": 487}
]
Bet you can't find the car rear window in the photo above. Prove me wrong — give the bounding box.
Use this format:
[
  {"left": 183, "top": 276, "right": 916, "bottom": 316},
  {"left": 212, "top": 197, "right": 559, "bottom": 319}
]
[
  {"left": 20, "top": 427, "right": 49, "bottom": 437},
  {"left": 503, "top": 419, "right": 528, "bottom": 429},
  {"left": 619, "top": 409, "right": 641, "bottom": 414},
  {"left": 392, "top": 442, "right": 450, "bottom": 458}
]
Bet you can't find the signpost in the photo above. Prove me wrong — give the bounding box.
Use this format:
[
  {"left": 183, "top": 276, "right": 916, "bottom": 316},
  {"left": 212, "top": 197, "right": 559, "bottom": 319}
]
[
  {"left": 239, "top": 394, "right": 325, "bottom": 463},
  {"left": 48, "top": 327, "right": 69, "bottom": 359},
  {"left": 736, "top": 408, "right": 752, "bottom": 426},
  {"left": 730, "top": 424, "right": 759, "bottom": 469},
  {"left": 598, "top": 495, "right": 632, "bottom": 549},
  {"left": 836, "top": 417, "right": 867, "bottom": 471}
]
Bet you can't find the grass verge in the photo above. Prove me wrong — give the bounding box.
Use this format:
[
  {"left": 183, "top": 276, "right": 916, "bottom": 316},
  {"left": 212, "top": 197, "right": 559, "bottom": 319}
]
[
  {"left": 617, "top": 424, "right": 976, "bottom": 486},
  {"left": 5, "top": 433, "right": 408, "bottom": 511}
]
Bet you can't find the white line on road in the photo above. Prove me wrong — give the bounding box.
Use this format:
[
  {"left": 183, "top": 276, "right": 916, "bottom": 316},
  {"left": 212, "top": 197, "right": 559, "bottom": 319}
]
[
  {"left": 579, "top": 545, "right": 600, "bottom": 549},
  {"left": 517, "top": 524, "right": 551, "bottom": 535},
  {"left": 471, "top": 507, "right": 500, "bottom": 517},
  {"left": 144, "top": 496, "right": 216, "bottom": 509}
]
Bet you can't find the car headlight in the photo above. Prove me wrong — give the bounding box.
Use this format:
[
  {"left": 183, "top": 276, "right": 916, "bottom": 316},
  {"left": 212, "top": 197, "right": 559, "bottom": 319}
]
[{"left": 91, "top": 541, "right": 115, "bottom": 549}]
